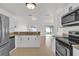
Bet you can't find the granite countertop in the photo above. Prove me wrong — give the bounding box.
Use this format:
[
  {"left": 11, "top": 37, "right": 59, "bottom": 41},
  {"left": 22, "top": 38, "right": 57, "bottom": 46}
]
[
  {"left": 55, "top": 36, "right": 79, "bottom": 50},
  {"left": 9, "top": 32, "right": 40, "bottom": 36},
  {"left": 72, "top": 45, "right": 79, "bottom": 50},
  {"left": 56, "top": 37, "right": 70, "bottom": 45},
  {"left": 9, "top": 32, "right": 40, "bottom": 39},
  {"left": 52, "top": 35, "right": 68, "bottom": 38},
  {"left": 9, "top": 35, "right": 15, "bottom": 38}
]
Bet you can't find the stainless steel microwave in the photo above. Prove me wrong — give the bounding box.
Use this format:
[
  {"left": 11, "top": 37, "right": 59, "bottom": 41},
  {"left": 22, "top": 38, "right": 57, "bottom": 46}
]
[{"left": 62, "top": 8, "right": 79, "bottom": 26}]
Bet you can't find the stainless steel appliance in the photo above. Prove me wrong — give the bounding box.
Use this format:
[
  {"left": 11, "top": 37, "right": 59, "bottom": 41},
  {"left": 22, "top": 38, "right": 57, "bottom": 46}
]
[
  {"left": 56, "top": 31, "right": 79, "bottom": 56},
  {"left": 56, "top": 40, "right": 69, "bottom": 56},
  {"left": 62, "top": 13, "right": 75, "bottom": 24},
  {"left": 0, "top": 14, "right": 9, "bottom": 56},
  {"left": 56, "top": 38, "right": 73, "bottom": 56},
  {"left": 69, "top": 31, "right": 79, "bottom": 44},
  {"left": 62, "top": 7, "right": 79, "bottom": 26}
]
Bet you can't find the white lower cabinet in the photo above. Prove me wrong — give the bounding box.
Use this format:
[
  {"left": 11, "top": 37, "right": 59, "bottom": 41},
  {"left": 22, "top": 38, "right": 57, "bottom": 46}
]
[
  {"left": 73, "top": 47, "right": 79, "bottom": 56},
  {"left": 15, "top": 36, "right": 22, "bottom": 47},
  {"left": 15, "top": 35, "right": 40, "bottom": 48},
  {"left": 51, "top": 37, "right": 55, "bottom": 55}
]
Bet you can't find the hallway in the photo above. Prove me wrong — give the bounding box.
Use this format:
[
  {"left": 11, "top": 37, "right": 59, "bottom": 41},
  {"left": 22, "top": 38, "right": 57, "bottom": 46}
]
[{"left": 10, "top": 36, "right": 54, "bottom": 56}]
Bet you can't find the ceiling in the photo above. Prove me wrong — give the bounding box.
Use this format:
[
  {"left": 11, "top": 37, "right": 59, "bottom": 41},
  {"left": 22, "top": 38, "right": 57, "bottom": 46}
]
[{"left": 0, "top": 3, "right": 70, "bottom": 24}]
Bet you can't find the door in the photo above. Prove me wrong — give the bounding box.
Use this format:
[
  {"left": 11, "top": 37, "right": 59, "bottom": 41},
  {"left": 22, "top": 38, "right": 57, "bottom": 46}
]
[
  {"left": 45, "top": 26, "right": 55, "bottom": 55},
  {"left": 45, "top": 26, "right": 54, "bottom": 36}
]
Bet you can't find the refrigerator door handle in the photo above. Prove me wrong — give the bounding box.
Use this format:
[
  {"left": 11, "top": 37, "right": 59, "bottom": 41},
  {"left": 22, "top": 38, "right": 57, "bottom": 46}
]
[{"left": 0, "top": 17, "right": 2, "bottom": 43}]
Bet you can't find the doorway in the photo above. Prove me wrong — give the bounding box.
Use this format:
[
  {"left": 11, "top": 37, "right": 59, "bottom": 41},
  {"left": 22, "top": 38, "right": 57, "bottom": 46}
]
[{"left": 45, "top": 26, "right": 54, "bottom": 49}]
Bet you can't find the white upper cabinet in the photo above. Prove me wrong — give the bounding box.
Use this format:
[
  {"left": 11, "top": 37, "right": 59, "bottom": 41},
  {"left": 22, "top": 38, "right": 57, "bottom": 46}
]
[
  {"left": 9, "top": 17, "right": 16, "bottom": 32},
  {"left": 68, "top": 4, "right": 79, "bottom": 11},
  {"left": 73, "top": 47, "right": 79, "bottom": 56},
  {"left": 63, "top": 4, "right": 79, "bottom": 16}
]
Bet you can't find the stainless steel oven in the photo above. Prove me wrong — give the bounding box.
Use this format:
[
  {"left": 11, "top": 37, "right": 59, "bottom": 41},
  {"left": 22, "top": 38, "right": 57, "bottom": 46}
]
[
  {"left": 56, "top": 38, "right": 73, "bottom": 56},
  {"left": 69, "top": 31, "right": 79, "bottom": 43},
  {"left": 56, "top": 31, "right": 79, "bottom": 56}
]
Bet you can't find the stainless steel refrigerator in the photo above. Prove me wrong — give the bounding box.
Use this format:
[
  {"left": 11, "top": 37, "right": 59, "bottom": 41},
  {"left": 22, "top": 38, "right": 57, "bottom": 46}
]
[{"left": 0, "top": 14, "right": 9, "bottom": 56}]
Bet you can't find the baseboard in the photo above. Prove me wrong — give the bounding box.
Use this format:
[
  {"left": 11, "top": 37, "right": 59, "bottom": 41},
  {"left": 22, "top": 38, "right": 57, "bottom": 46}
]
[
  {"left": 9, "top": 47, "right": 16, "bottom": 54},
  {"left": 15, "top": 45, "right": 40, "bottom": 48}
]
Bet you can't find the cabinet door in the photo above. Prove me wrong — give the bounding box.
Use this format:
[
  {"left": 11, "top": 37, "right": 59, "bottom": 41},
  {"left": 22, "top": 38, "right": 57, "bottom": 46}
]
[
  {"left": 34, "top": 36, "right": 40, "bottom": 47},
  {"left": 9, "top": 18, "right": 16, "bottom": 32},
  {"left": 51, "top": 37, "right": 56, "bottom": 55},
  {"left": 21, "top": 36, "right": 36, "bottom": 47},
  {"left": 21, "top": 36, "right": 40, "bottom": 47},
  {"left": 29, "top": 36, "right": 40, "bottom": 47},
  {"left": 21, "top": 36, "right": 29, "bottom": 47},
  {"left": 9, "top": 38, "right": 15, "bottom": 51},
  {"left": 73, "top": 47, "right": 79, "bottom": 56},
  {"left": 9, "top": 39, "right": 12, "bottom": 51},
  {"left": 29, "top": 36, "right": 36, "bottom": 47},
  {"left": 11, "top": 38, "right": 15, "bottom": 49},
  {"left": 15, "top": 36, "right": 22, "bottom": 47}
]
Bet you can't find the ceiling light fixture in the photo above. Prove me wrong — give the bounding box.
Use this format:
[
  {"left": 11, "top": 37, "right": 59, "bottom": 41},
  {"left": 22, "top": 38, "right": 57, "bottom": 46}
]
[{"left": 26, "top": 3, "right": 36, "bottom": 10}]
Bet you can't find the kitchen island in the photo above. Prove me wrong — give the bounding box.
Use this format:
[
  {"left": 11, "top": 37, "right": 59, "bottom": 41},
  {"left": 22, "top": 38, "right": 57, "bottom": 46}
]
[{"left": 10, "top": 32, "right": 40, "bottom": 48}]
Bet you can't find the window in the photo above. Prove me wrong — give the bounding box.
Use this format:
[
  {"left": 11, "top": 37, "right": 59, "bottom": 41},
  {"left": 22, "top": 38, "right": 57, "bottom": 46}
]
[
  {"left": 30, "top": 26, "right": 37, "bottom": 32},
  {"left": 46, "top": 27, "right": 51, "bottom": 34},
  {"left": 45, "top": 26, "right": 54, "bottom": 35}
]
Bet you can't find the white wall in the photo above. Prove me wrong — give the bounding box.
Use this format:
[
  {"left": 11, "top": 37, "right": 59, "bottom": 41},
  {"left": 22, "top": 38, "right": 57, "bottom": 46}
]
[
  {"left": 0, "top": 7, "right": 54, "bottom": 36},
  {"left": 15, "top": 22, "right": 53, "bottom": 36},
  {"left": 0, "top": 8, "right": 28, "bottom": 32},
  {"left": 63, "top": 4, "right": 79, "bottom": 32},
  {"left": 26, "top": 22, "right": 54, "bottom": 36},
  {"left": 14, "top": 15, "right": 54, "bottom": 36},
  {"left": 0, "top": 8, "right": 17, "bottom": 32}
]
